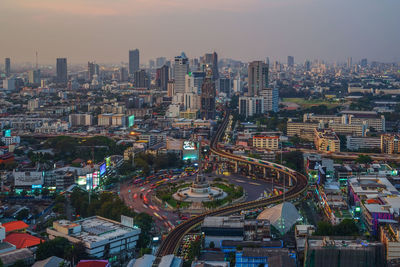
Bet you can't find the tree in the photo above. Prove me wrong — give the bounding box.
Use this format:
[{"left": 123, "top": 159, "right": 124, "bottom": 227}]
[
  {"left": 34, "top": 189, "right": 40, "bottom": 196},
  {"left": 356, "top": 154, "right": 373, "bottom": 165},
  {"left": 36, "top": 237, "right": 71, "bottom": 260},
  {"left": 209, "top": 241, "right": 215, "bottom": 248},
  {"left": 16, "top": 209, "right": 29, "bottom": 220},
  {"left": 65, "top": 242, "right": 89, "bottom": 265}
]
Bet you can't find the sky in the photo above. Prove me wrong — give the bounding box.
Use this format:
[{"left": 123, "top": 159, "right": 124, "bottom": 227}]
[{"left": 1, "top": 0, "right": 399, "bottom": 65}]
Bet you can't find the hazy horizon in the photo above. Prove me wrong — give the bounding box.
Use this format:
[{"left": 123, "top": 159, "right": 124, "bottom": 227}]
[{"left": 1, "top": 0, "right": 399, "bottom": 65}]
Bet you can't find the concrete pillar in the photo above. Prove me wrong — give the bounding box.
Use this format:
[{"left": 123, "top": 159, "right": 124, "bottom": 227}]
[
  {"left": 263, "top": 168, "right": 267, "bottom": 178},
  {"left": 234, "top": 161, "right": 238, "bottom": 173},
  {"left": 248, "top": 164, "right": 252, "bottom": 173}
]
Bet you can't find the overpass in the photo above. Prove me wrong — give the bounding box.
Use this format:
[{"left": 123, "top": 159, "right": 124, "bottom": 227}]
[{"left": 155, "top": 110, "right": 308, "bottom": 258}]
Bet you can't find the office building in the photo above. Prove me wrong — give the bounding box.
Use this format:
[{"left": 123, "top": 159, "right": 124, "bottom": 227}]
[
  {"left": 287, "top": 56, "right": 294, "bottom": 67},
  {"left": 260, "top": 87, "right": 279, "bottom": 112},
  {"left": 5, "top": 58, "right": 10, "bottom": 77},
  {"left": 173, "top": 53, "right": 189, "bottom": 94},
  {"left": 247, "top": 61, "right": 269, "bottom": 96},
  {"left": 201, "top": 52, "right": 219, "bottom": 80},
  {"left": 156, "top": 65, "right": 169, "bottom": 91},
  {"left": 119, "top": 67, "right": 128, "bottom": 82},
  {"left": 28, "top": 69, "right": 41, "bottom": 85},
  {"left": 88, "top": 61, "right": 99, "bottom": 81},
  {"left": 129, "top": 49, "right": 140, "bottom": 75},
  {"left": 3, "top": 77, "right": 16, "bottom": 91},
  {"left": 156, "top": 57, "right": 166, "bottom": 68},
  {"left": 239, "top": 96, "right": 264, "bottom": 118},
  {"left": 314, "top": 128, "right": 341, "bottom": 152},
  {"left": 361, "top": 58, "right": 368, "bottom": 68},
  {"left": 47, "top": 216, "right": 140, "bottom": 261},
  {"left": 185, "top": 71, "right": 205, "bottom": 94},
  {"left": 305, "top": 60, "right": 311, "bottom": 71},
  {"left": 381, "top": 134, "right": 400, "bottom": 154},
  {"left": 219, "top": 77, "right": 231, "bottom": 96},
  {"left": 346, "top": 136, "right": 381, "bottom": 151},
  {"left": 56, "top": 58, "right": 68, "bottom": 85},
  {"left": 167, "top": 80, "right": 175, "bottom": 97},
  {"left": 347, "top": 57, "right": 352, "bottom": 69},
  {"left": 69, "top": 114, "right": 93, "bottom": 127},
  {"left": 200, "top": 71, "right": 216, "bottom": 120},
  {"left": 304, "top": 237, "right": 384, "bottom": 267},
  {"left": 134, "top": 69, "right": 149, "bottom": 88}
]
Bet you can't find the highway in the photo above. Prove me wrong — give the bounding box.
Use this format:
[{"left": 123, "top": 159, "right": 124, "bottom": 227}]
[{"left": 156, "top": 110, "right": 308, "bottom": 257}]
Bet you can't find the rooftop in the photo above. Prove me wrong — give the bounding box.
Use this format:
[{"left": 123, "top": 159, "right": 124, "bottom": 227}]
[
  {"left": 2, "top": 221, "right": 29, "bottom": 232},
  {"left": 5, "top": 233, "right": 43, "bottom": 249}
]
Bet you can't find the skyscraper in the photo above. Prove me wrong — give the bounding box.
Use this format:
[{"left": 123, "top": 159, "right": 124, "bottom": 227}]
[
  {"left": 119, "top": 67, "right": 128, "bottom": 82},
  {"left": 347, "top": 57, "right": 352, "bottom": 69},
  {"left": 200, "top": 69, "right": 216, "bottom": 120},
  {"left": 88, "top": 61, "right": 99, "bottom": 81},
  {"left": 28, "top": 69, "right": 41, "bottom": 85},
  {"left": 134, "top": 69, "right": 149, "bottom": 88},
  {"left": 5, "top": 58, "right": 10, "bottom": 77},
  {"left": 287, "top": 56, "right": 294, "bottom": 67},
  {"left": 173, "top": 53, "right": 189, "bottom": 94},
  {"left": 201, "top": 52, "right": 219, "bottom": 80},
  {"left": 247, "top": 61, "right": 269, "bottom": 97},
  {"left": 260, "top": 87, "right": 279, "bottom": 113},
  {"left": 156, "top": 65, "right": 169, "bottom": 91},
  {"left": 56, "top": 58, "right": 68, "bottom": 85},
  {"left": 129, "top": 49, "right": 140, "bottom": 75},
  {"left": 361, "top": 58, "right": 368, "bottom": 68},
  {"left": 219, "top": 77, "right": 232, "bottom": 97}
]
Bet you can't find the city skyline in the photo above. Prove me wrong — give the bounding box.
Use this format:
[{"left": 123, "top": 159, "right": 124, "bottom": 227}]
[{"left": 1, "top": 0, "right": 399, "bottom": 64}]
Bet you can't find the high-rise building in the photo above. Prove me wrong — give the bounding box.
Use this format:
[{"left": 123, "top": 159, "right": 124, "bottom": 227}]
[
  {"left": 200, "top": 70, "right": 216, "bottom": 120},
  {"left": 134, "top": 69, "right": 149, "bottom": 88},
  {"left": 173, "top": 53, "right": 189, "bottom": 94},
  {"left": 200, "top": 52, "right": 219, "bottom": 80},
  {"left": 167, "top": 80, "right": 175, "bottom": 98},
  {"left": 185, "top": 71, "right": 205, "bottom": 94},
  {"left": 88, "top": 61, "right": 99, "bottom": 81},
  {"left": 239, "top": 96, "right": 264, "bottom": 118},
  {"left": 304, "top": 60, "right": 311, "bottom": 71},
  {"left": 287, "top": 56, "right": 294, "bottom": 67},
  {"left": 56, "top": 58, "right": 68, "bottom": 85},
  {"left": 129, "top": 49, "right": 140, "bottom": 75},
  {"left": 28, "top": 69, "right": 41, "bottom": 85},
  {"left": 156, "top": 65, "right": 169, "bottom": 91},
  {"left": 156, "top": 57, "right": 166, "bottom": 68},
  {"left": 119, "top": 67, "right": 128, "bottom": 82},
  {"left": 247, "top": 61, "right": 269, "bottom": 97},
  {"left": 219, "top": 77, "right": 231, "bottom": 97},
  {"left": 260, "top": 87, "right": 279, "bottom": 112},
  {"left": 5, "top": 58, "right": 10, "bottom": 77},
  {"left": 347, "top": 57, "right": 352, "bottom": 69},
  {"left": 149, "top": 59, "right": 155, "bottom": 69},
  {"left": 361, "top": 58, "right": 368, "bottom": 68}
]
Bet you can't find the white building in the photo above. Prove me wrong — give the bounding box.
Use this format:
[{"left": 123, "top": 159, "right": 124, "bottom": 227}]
[
  {"left": 2, "top": 77, "right": 16, "bottom": 91},
  {"left": 69, "top": 114, "right": 93, "bottom": 127},
  {"left": 239, "top": 96, "right": 264, "bottom": 118},
  {"left": 47, "top": 216, "right": 140, "bottom": 261},
  {"left": 173, "top": 55, "right": 189, "bottom": 94},
  {"left": 260, "top": 87, "right": 279, "bottom": 112},
  {"left": 13, "top": 169, "right": 44, "bottom": 189}
]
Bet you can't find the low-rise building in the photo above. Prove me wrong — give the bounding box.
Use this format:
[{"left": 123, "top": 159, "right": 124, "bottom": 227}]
[
  {"left": 380, "top": 224, "right": 400, "bottom": 261},
  {"left": 314, "top": 128, "right": 340, "bottom": 152},
  {"left": 47, "top": 216, "right": 140, "bottom": 262},
  {"left": 252, "top": 135, "right": 279, "bottom": 150}
]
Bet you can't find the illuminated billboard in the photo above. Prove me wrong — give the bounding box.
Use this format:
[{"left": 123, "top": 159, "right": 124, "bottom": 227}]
[
  {"left": 77, "top": 176, "right": 87, "bottom": 186},
  {"left": 106, "top": 157, "right": 111, "bottom": 168},
  {"left": 128, "top": 115, "right": 135, "bottom": 128},
  {"left": 183, "top": 141, "right": 196, "bottom": 150},
  {"left": 86, "top": 173, "right": 93, "bottom": 190},
  {"left": 100, "top": 163, "right": 106, "bottom": 176},
  {"left": 93, "top": 172, "right": 99, "bottom": 189},
  {"left": 4, "top": 129, "right": 11, "bottom": 137}
]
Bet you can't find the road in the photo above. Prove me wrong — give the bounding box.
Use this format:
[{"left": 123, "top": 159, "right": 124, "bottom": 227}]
[{"left": 118, "top": 172, "right": 274, "bottom": 232}]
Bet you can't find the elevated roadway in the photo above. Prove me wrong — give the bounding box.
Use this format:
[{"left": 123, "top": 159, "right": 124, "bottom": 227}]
[{"left": 156, "top": 110, "right": 308, "bottom": 257}]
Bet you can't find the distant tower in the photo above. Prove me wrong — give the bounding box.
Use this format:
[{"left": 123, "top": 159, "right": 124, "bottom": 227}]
[
  {"left": 5, "top": 58, "right": 10, "bottom": 77},
  {"left": 347, "top": 57, "right": 352, "bottom": 69},
  {"left": 156, "top": 65, "right": 169, "bottom": 91},
  {"left": 247, "top": 61, "right": 269, "bottom": 97},
  {"left": 56, "top": 58, "right": 68, "bottom": 85},
  {"left": 287, "top": 56, "right": 294, "bottom": 67},
  {"left": 129, "top": 49, "right": 140, "bottom": 76},
  {"left": 173, "top": 53, "right": 189, "bottom": 94},
  {"left": 200, "top": 69, "right": 216, "bottom": 120}
]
